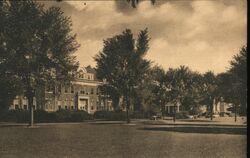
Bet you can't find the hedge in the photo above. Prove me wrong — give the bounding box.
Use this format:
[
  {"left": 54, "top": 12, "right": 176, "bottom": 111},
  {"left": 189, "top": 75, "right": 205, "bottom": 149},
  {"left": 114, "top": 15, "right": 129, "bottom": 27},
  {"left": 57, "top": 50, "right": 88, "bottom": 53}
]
[
  {"left": 93, "top": 110, "right": 127, "bottom": 121},
  {"left": 0, "top": 109, "right": 92, "bottom": 123}
]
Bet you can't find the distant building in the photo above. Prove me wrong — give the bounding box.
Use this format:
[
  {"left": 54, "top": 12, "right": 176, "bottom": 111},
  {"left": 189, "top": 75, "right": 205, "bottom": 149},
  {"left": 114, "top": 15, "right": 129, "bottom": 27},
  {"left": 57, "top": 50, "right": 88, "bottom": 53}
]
[
  {"left": 9, "top": 66, "right": 113, "bottom": 114},
  {"left": 164, "top": 102, "right": 181, "bottom": 114},
  {"left": 213, "top": 100, "right": 230, "bottom": 115},
  {"left": 163, "top": 98, "right": 230, "bottom": 116}
]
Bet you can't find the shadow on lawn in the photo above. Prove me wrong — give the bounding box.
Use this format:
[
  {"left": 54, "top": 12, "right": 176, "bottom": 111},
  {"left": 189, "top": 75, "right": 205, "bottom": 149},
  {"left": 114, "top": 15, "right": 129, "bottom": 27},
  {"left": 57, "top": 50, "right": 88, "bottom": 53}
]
[{"left": 140, "top": 126, "right": 247, "bottom": 135}]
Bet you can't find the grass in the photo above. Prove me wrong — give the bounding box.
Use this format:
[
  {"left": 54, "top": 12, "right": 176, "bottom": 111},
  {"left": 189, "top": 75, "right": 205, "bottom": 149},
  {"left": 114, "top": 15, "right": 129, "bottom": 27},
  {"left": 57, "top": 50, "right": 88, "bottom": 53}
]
[{"left": 0, "top": 123, "right": 247, "bottom": 158}]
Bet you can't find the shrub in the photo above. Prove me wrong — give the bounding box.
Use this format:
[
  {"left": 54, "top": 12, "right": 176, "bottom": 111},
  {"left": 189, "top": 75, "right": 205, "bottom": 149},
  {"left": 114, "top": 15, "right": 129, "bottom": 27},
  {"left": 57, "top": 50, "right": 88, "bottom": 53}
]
[
  {"left": 34, "top": 110, "right": 59, "bottom": 123},
  {"left": 54, "top": 110, "right": 92, "bottom": 122},
  {"left": 0, "top": 109, "right": 29, "bottom": 123},
  {"left": 0, "top": 109, "right": 92, "bottom": 123},
  {"left": 189, "top": 107, "right": 202, "bottom": 115},
  {"left": 54, "top": 109, "right": 72, "bottom": 122},
  {"left": 175, "top": 111, "right": 189, "bottom": 119},
  {"left": 130, "top": 111, "right": 147, "bottom": 119},
  {"left": 93, "top": 111, "right": 109, "bottom": 119},
  {"left": 93, "top": 110, "right": 127, "bottom": 121},
  {"left": 109, "top": 111, "right": 127, "bottom": 121},
  {"left": 70, "top": 110, "right": 92, "bottom": 122}
]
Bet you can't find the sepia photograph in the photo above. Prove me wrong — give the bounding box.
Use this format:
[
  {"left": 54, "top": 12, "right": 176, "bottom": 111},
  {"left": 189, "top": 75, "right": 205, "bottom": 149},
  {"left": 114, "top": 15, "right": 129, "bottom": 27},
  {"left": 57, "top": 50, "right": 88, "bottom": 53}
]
[{"left": 0, "top": 0, "right": 247, "bottom": 158}]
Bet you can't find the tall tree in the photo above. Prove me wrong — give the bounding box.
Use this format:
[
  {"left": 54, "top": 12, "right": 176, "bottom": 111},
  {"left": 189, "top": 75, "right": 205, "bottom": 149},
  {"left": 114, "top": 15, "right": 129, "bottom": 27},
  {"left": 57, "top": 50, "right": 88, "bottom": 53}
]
[
  {"left": 164, "top": 66, "right": 203, "bottom": 121},
  {"left": 228, "top": 46, "right": 247, "bottom": 116},
  {"left": 149, "top": 66, "right": 169, "bottom": 116},
  {"left": 0, "top": 0, "right": 79, "bottom": 126},
  {"left": 0, "top": 1, "right": 21, "bottom": 112},
  {"left": 95, "top": 29, "right": 150, "bottom": 123},
  {"left": 200, "top": 71, "right": 219, "bottom": 120}
]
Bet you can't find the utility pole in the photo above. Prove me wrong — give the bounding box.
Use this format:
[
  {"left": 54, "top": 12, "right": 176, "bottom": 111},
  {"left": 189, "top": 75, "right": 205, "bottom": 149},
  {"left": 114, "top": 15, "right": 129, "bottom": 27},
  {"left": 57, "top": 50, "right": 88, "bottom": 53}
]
[{"left": 25, "top": 55, "right": 34, "bottom": 127}]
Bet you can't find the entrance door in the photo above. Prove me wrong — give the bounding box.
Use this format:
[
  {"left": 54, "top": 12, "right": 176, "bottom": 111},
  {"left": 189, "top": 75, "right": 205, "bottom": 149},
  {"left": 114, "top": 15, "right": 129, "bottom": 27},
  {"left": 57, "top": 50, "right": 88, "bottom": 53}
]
[{"left": 79, "top": 98, "right": 88, "bottom": 111}]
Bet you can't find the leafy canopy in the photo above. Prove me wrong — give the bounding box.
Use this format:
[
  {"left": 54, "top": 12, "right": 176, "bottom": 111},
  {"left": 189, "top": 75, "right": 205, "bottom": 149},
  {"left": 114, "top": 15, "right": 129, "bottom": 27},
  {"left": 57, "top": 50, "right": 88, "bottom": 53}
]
[
  {"left": 95, "top": 29, "right": 150, "bottom": 109},
  {"left": 0, "top": 0, "right": 79, "bottom": 110}
]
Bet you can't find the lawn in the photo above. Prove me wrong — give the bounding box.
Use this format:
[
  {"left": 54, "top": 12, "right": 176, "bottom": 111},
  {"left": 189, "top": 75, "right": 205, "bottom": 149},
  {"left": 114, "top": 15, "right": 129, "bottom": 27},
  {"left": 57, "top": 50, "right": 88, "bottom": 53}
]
[{"left": 0, "top": 123, "right": 247, "bottom": 158}]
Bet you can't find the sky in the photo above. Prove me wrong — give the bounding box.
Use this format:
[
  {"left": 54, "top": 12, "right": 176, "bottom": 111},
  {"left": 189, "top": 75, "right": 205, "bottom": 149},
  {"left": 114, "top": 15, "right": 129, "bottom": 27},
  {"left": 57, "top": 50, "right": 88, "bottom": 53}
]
[{"left": 43, "top": 0, "right": 247, "bottom": 74}]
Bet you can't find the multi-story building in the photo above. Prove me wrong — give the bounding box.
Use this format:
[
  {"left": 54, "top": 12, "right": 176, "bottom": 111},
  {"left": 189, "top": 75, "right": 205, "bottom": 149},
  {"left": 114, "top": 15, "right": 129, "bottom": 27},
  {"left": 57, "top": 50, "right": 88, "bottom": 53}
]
[{"left": 9, "top": 66, "right": 113, "bottom": 114}]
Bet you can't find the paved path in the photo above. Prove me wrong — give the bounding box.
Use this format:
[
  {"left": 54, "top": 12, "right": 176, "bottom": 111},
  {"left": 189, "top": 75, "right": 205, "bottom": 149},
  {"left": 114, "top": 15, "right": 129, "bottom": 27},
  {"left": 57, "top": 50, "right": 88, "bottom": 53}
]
[{"left": 144, "top": 117, "right": 247, "bottom": 127}]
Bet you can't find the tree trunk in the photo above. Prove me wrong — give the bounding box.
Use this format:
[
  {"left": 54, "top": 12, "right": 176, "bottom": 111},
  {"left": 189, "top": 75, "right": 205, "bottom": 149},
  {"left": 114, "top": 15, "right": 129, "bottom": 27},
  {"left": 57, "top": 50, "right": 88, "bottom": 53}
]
[
  {"left": 173, "top": 105, "right": 176, "bottom": 122},
  {"left": 234, "top": 104, "right": 237, "bottom": 122},
  {"left": 161, "top": 103, "right": 164, "bottom": 119},
  {"left": 27, "top": 94, "right": 34, "bottom": 127},
  {"left": 126, "top": 95, "right": 130, "bottom": 124},
  {"left": 126, "top": 106, "right": 130, "bottom": 123},
  {"left": 113, "top": 96, "right": 120, "bottom": 111},
  {"left": 210, "top": 105, "right": 213, "bottom": 121},
  {"left": 210, "top": 99, "right": 214, "bottom": 121}
]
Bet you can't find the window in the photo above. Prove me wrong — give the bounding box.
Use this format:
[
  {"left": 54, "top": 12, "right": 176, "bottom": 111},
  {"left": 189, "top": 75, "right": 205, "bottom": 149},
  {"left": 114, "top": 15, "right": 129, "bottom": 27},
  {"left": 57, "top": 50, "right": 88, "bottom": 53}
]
[
  {"left": 65, "top": 85, "right": 68, "bottom": 93},
  {"left": 71, "top": 85, "right": 74, "bottom": 93},
  {"left": 71, "top": 106, "right": 74, "bottom": 110},
  {"left": 91, "top": 88, "right": 94, "bottom": 94},
  {"left": 91, "top": 106, "right": 94, "bottom": 110},
  {"left": 15, "top": 104, "right": 19, "bottom": 110},
  {"left": 58, "top": 106, "right": 61, "bottom": 110},
  {"left": 65, "top": 106, "right": 68, "bottom": 110},
  {"left": 24, "top": 105, "right": 28, "bottom": 110},
  {"left": 46, "top": 84, "right": 54, "bottom": 93},
  {"left": 58, "top": 84, "right": 61, "bottom": 93}
]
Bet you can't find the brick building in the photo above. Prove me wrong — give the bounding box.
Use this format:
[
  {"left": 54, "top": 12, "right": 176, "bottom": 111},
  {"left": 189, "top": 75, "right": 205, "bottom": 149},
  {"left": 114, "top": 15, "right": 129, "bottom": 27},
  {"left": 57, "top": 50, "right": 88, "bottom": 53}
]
[{"left": 9, "top": 66, "right": 113, "bottom": 114}]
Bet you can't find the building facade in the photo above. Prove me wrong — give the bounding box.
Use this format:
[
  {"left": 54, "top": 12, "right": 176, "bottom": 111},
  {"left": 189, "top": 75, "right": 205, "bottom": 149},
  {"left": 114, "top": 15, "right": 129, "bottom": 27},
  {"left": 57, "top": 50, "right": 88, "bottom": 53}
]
[
  {"left": 10, "top": 66, "right": 113, "bottom": 114},
  {"left": 163, "top": 98, "right": 230, "bottom": 116}
]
